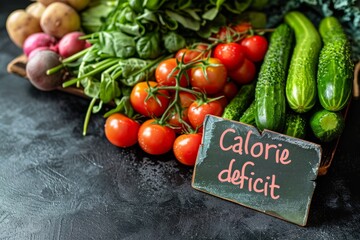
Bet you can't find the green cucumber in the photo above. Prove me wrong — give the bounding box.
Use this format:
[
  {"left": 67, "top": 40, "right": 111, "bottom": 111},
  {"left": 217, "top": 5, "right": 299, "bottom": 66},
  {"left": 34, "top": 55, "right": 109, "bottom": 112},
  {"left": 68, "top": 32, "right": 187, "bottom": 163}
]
[
  {"left": 222, "top": 81, "right": 255, "bottom": 121},
  {"left": 255, "top": 23, "right": 293, "bottom": 131},
  {"left": 284, "top": 11, "right": 322, "bottom": 113},
  {"left": 239, "top": 100, "right": 256, "bottom": 126},
  {"left": 317, "top": 16, "right": 353, "bottom": 112},
  {"left": 283, "top": 113, "right": 307, "bottom": 139},
  {"left": 310, "top": 109, "right": 345, "bottom": 142}
]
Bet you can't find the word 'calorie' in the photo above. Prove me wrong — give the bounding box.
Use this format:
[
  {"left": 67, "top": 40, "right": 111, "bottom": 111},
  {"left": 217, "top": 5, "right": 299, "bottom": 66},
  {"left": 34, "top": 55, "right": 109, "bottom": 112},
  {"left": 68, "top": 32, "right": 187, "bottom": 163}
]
[{"left": 219, "top": 129, "right": 292, "bottom": 165}]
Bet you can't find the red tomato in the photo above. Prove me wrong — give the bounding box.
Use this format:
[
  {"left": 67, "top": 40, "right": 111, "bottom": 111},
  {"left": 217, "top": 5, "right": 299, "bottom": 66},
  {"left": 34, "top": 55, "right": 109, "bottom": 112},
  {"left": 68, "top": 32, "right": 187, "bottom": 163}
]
[
  {"left": 232, "top": 22, "right": 252, "bottom": 34},
  {"left": 213, "top": 43, "right": 245, "bottom": 71},
  {"left": 188, "top": 100, "right": 224, "bottom": 132},
  {"left": 173, "top": 133, "right": 202, "bottom": 166},
  {"left": 175, "top": 48, "right": 202, "bottom": 64},
  {"left": 240, "top": 35, "right": 268, "bottom": 62},
  {"left": 178, "top": 91, "right": 197, "bottom": 108},
  {"left": 130, "top": 81, "right": 170, "bottom": 117},
  {"left": 190, "top": 58, "right": 227, "bottom": 95},
  {"left": 222, "top": 81, "right": 238, "bottom": 101},
  {"left": 228, "top": 58, "right": 256, "bottom": 85},
  {"left": 168, "top": 110, "right": 188, "bottom": 133},
  {"left": 212, "top": 26, "right": 236, "bottom": 41},
  {"left": 167, "top": 91, "right": 197, "bottom": 132},
  {"left": 104, "top": 113, "right": 140, "bottom": 148},
  {"left": 155, "top": 58, "right": 188, "bottom": 87},
  {"left": 138, "top": 119, "right": 176, "bottom": 155}
]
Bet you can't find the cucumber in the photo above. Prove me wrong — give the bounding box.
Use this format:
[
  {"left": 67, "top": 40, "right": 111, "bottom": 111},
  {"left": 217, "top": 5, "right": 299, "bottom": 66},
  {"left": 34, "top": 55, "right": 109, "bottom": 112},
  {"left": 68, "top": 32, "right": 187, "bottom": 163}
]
[
  {"left": 317, "top": 16, "right": 353, "bottom": 112},
  {"left": 310, "top": 109, "right": 345, "bottom": 142},
  {"left": 283, "top": 113, "right": 307, "bottom": 139},
  {"left": 222, "top": 81, "right": 255, "bottom": 121},
  {"left": 255, "top": 23, "right": 293, "bottom": 131},
  {"left": 284, "top": 11, "right": 322, "bottom": 113},
  {"left": 239, "top": 100, "right": 256, "bottom": 126}
]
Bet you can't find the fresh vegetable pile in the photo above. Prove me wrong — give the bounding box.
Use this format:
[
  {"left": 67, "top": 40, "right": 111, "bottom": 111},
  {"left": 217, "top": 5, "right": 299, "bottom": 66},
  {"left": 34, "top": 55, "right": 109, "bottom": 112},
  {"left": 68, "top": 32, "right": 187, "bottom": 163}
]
[{"left": 6, "top": 0, "right": 359, "bottom": 167}]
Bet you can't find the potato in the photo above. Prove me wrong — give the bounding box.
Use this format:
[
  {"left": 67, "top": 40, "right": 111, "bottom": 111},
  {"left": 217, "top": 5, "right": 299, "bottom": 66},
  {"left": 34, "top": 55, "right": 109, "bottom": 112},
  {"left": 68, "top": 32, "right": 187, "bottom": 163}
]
[
  {"left": 40, "top": 2, "right": 80, "bottom": 38},
  {"left": 37, "top": 0, "right": 59, "bottom": 6},
  {"left": 6, "top": 9, "right": 42, "bottom": 47},
  {"left": 38, "top": 0, "right": 90, "bottom": 11},
  {"left": 25, "top": 2, "right": 46, "bottom": 20},
  {"left": 65, "top": 0, "right": 90, "bottom": 11}
]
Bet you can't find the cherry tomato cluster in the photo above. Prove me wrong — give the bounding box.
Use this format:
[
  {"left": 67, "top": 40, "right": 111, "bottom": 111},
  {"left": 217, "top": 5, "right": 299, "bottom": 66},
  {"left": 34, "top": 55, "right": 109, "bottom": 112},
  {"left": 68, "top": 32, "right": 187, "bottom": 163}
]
[{"left": 104, "top": 23, "right": 269, "bottom": 167}]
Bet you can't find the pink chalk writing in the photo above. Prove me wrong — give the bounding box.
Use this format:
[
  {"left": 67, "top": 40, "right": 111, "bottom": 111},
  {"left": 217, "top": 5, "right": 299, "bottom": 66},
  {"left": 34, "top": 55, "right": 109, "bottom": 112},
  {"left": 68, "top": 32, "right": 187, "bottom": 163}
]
[
  {"left": 218, "top": 159, "right": 280, "bottom": 200},
  {"left": 219, "top": 128, "right": 292, "bottom": 165}
]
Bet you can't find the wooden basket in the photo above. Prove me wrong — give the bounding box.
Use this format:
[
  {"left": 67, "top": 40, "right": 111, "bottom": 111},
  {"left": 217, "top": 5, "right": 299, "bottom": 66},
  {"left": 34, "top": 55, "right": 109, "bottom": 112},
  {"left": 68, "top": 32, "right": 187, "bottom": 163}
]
[{"left": 7, "top": 55, "right": 359, "bottom": 176}]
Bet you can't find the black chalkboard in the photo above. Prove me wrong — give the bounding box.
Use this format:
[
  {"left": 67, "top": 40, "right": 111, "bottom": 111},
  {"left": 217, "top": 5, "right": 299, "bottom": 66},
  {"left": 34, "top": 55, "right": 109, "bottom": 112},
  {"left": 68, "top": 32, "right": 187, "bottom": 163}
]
[{"left": 192, "top": 115, "right": 322, "bottom": 226}]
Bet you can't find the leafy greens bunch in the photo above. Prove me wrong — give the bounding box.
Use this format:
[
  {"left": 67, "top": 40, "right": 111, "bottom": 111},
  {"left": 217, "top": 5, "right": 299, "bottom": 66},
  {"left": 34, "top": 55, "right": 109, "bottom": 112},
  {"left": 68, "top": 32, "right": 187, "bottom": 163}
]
[{"left": 50, "top": 0, "right": 264, "bottom": 135}]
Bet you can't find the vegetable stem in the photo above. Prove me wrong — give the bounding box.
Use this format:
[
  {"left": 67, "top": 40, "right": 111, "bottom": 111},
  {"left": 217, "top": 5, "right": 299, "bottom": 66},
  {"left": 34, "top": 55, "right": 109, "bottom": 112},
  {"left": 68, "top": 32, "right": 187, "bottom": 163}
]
[{"left": 83, "top": 97, "right": 97, "bottom": 136}]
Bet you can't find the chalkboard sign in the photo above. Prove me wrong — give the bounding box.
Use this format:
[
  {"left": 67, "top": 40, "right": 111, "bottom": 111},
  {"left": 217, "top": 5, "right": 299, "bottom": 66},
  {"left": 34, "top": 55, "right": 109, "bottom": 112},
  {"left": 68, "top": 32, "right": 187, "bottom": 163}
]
[{"left": 192, "top": 115, "right": 322, "bottom": 226}]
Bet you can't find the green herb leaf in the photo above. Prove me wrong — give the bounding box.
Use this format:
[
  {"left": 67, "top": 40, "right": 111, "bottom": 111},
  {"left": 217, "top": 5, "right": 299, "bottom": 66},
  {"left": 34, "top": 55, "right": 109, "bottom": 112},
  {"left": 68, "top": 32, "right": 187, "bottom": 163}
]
[
  {"left": 165, "top": 10, "right": 201, "bottom": 31},
  {"left": 136, "top": 32, "right": 162, "bottom": 59},
  {"left": 99, "top": 72, "right": 122, "bottom": 103},
  {"left": 202, "top": 7, "right": 219, "bottom": 20},
  {"left": 98, "top": 32, "right": 136, "bottom": 58},
  {"left": 163, "top": 31, "right": 186, "bottom": 53}
]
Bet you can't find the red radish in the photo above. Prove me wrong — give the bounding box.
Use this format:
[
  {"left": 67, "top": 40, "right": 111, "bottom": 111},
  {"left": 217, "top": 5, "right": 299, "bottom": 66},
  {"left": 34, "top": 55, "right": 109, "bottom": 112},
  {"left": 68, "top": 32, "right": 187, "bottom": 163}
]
[
  {"left": 23, "top": 32, "right": 57, "bottom": 57},
  {"left": 58, "top": 31, "right": 87, "bottom": 58}
]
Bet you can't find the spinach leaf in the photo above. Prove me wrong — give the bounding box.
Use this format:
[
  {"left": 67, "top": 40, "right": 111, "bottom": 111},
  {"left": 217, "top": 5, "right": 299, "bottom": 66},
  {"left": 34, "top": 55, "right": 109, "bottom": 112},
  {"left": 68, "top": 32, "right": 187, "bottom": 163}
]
[
  {"left": 116, "top": 22, "right": 142, "bottom": 36},
  {"left": 158, "top": 14, "right": 178, "bottom": 30},
  {"left": 98, "top": 32, "right": 136, "bottom": 58},
  {"left": 83, "top": 78, "right": 101, "bottom": 98},
  {"left": 223, "top": 0, "right": 254, "bottom": 14},
  {"left": 104, "top": 96, "right": 134, "bottom": 118},
  {"left": 118, "top": 58, "right": 158, "bottom": 86},
  {"left": 202, "top": 7, "right": 219, "bottom": 20},
  {"left": 163, "top": 31, "right": 186, "bottom": 53},
  {"left": 136, "top": 32, "right": 162, "bottom": 59},
  {"left": 129, "top": 0, "right": 144, "bottom": 13},
  {"left": 144, "top": 0, "right": 167, "bottom": 11},
  {"left": 99, "top": 72, "right": 122, "bottom": 103},
  {"left": 165, "top": 10, "right": 201, "bottom": 31}
]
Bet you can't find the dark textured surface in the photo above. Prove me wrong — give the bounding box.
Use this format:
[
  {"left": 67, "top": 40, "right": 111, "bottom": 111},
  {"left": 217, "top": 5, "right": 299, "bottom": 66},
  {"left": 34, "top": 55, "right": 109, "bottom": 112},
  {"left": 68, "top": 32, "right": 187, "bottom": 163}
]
[{"left": 1, "top": 1, "right": 360, "bottom": 239}]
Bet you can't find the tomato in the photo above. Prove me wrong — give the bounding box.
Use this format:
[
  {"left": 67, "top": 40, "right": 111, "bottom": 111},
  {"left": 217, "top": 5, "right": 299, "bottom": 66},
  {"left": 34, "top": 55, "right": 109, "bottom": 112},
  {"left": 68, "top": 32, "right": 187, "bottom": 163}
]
[
  {"left": 222, "top": 81, "right": 239, "bottom": 101},
  {"left": 104, "top": 113, "right": 140, "bottom": 148},
  {"left": 213, "top": 43, "right": 245, "bottom": 71},
  {"left": 168, "top": 110, "right": 188, "bottom": 133},
  {"left": 138, "top": 119, "right": 176, "bottom": 155},
  {"left": 188, "top": 100, "right": 224, "bottom": 131},
  {"left": 173, "top": 133, "right": 202, "bottom": 166},
  {"left": 240, "top": 35, "right": 268, "bottom": 62},
  {"left": 212, "top": 26, "right": 237, "bottom": 42},
  {"left": 190, "top": 58, "right": 227, "bottom": 95},
  {"left": 232, "top": 22, "right": 252, "bottom": 34},
  {"left": 155, "top": 58, "right": 188, "bottom": 87},
  {"left": 175, "top": 48, "right": 202, "bottom": 64},
  {"left": 167, "top": 91, "right": 197, "bottom": 132},
  {"left": 228, "top": 58, "right": 256, "bottom": 85},
  {"left": 130, "top": 81, "right": 170, "bottom": 117},
  {"left": 178, "top": 91, "right": 197, "bottom": 108}
]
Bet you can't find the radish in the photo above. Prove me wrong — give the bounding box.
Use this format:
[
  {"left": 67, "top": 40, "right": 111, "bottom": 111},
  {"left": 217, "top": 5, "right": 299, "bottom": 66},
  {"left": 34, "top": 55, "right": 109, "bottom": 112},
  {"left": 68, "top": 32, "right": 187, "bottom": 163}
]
[
  {"left": 23, "top": 32, "right": 57, "bottom": 57},
  {"left": 58, "top": 31, "right": 87, "bottom": 58}
]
